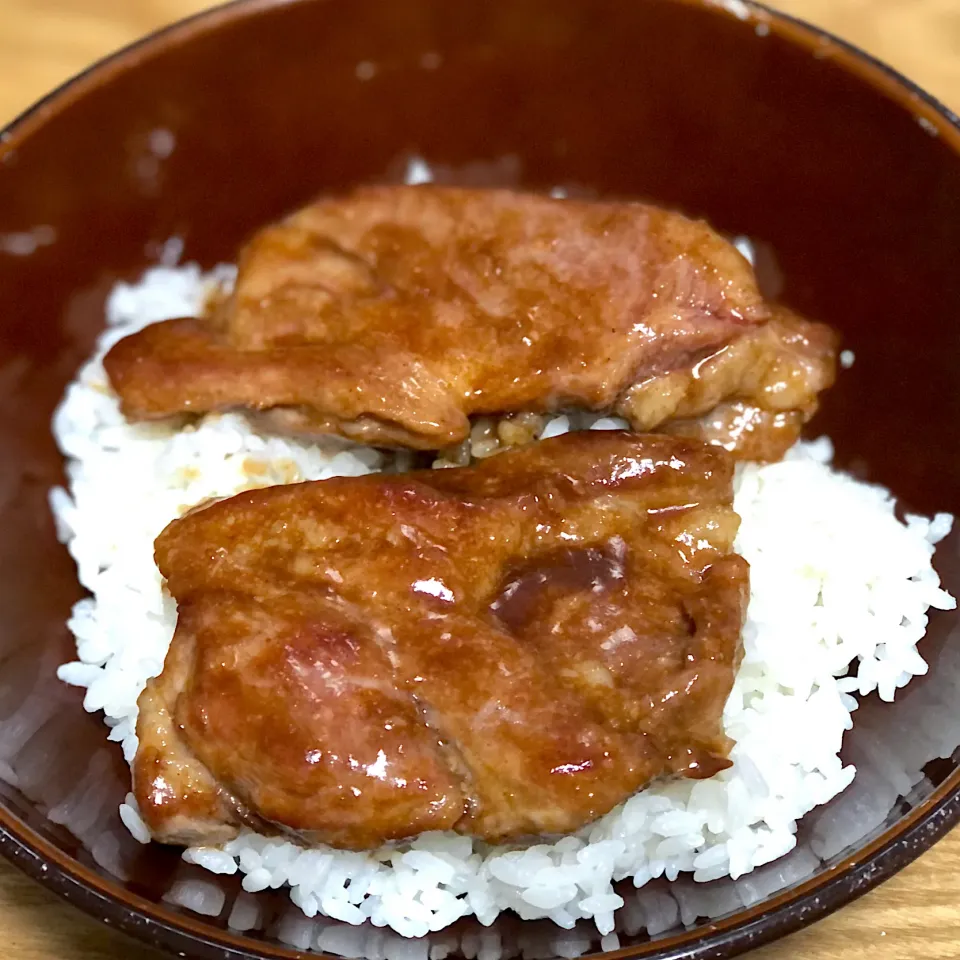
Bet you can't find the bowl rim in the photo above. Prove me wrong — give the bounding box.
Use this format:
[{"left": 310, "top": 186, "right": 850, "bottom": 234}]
[{"left": 1, "top": 1, "right": 959, "bottom": 957}]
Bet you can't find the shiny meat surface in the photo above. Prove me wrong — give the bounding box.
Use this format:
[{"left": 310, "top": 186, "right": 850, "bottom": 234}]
[
  {"left": 104, "top": 187, "right": 836, "bottom": 460},
  {"left": 135, "top": 432, "right": 749, "bottom": 850}
]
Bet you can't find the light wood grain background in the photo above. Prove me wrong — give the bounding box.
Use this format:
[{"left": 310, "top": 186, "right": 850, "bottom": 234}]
[{"left": 2, "top": 1, "right": 960, "bottom": 958}]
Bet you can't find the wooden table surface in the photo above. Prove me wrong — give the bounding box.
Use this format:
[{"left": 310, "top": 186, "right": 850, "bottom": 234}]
[{"left": 2, "top": 0, "right": 960, "bottom": 957}]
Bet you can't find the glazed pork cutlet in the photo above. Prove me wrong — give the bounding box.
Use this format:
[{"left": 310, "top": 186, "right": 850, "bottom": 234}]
[
  {"left": 104, "top": 186, "right": 836, "bottom": 461},
  {"left": 135, "top": 432, "right": 749, "bottom": 850}
]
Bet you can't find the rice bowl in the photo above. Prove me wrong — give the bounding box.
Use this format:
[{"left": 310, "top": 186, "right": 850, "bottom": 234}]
[
  {"left": 49, "top": 262, "right": 956, "bottom": 941},
  {"left": 0, "top": 1, "right": 954, "bottom": 957}
]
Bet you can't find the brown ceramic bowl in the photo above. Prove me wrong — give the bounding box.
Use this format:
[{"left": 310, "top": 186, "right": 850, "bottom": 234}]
[{"left": 2, "top": 0, "right": 959, "bottom": 957}]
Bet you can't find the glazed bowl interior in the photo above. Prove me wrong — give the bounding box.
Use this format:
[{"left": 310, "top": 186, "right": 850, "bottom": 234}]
[{"left": 1, "top": 0, "right": 960, "bottom": 958}]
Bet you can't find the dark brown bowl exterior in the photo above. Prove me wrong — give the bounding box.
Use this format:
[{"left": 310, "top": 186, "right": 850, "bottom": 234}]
[{"left": 1, "top": 0, "right": 959, "bottom": 957}]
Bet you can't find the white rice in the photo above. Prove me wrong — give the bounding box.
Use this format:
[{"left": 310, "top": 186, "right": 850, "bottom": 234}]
[{"left": 50, "top": 264, "right": 956, "bottom": 939}]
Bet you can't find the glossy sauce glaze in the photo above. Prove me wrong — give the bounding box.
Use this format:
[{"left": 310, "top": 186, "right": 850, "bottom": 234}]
[
  {"left": 135, "top": 432, "right": 748, "bottom": 850},
  {"left": 103, "top": 187, "right": 836, "bottom": 460}
]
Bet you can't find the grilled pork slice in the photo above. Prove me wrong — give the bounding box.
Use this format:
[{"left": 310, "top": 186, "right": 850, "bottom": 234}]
[
  {"left": 135, "top": 432, "right": 748, "bottom": 850},
  {"left": 105, "top": 187, "right": 835, "bottom": 460}
]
